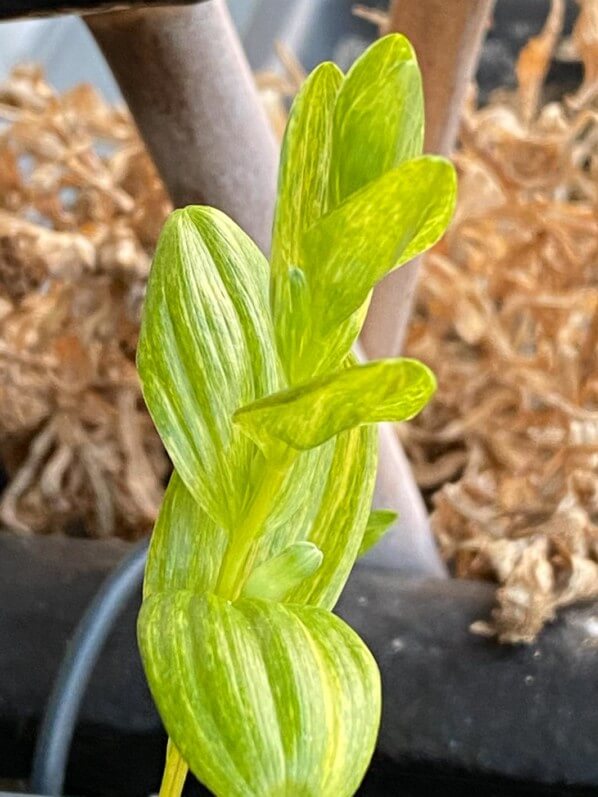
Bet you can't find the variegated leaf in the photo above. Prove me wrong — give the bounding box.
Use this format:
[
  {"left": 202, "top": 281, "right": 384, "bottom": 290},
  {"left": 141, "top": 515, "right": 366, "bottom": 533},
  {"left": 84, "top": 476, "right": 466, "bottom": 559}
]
[
  {"left": 137, "top": 206, "right": 281, "bottom": 528},
  {"left": 270, "top": 64, "right": 342, "bottom": 380},
  {"left": 234, "top": 358, "right": 436, "bottom": 455},
  {"left": 138, "top": 591, "right": 381, "bottom": 797},
  {"left": 271, "top": 62, "right": 342, "bottom": 282},
  {"left": 328, "top": 33, "right": 424, "bottom": 205},
  {"left": 143, "top": 472, "right": 227, "bottom": 599},
  {"left": 281, "top": 425, "right": 376, "bottom": 608},
  {"left": 304, "top": 156, "right": 457, "bottom": 334}
]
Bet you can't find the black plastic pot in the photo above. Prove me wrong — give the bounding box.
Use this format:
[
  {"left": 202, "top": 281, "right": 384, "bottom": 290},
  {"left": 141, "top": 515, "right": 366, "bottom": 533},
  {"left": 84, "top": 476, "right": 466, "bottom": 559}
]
[{"left": 2, "top": 534, "right": 598, "bottom": 796}]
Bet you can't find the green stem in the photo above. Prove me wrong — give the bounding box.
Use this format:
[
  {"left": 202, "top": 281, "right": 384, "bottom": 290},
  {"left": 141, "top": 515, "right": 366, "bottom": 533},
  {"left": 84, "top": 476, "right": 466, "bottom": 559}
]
[
  {"left": 216, "top": 450, "right": 296, "bottom": 599},
  {"left": 157, "top": 449, "right": 297, "bottom": 794},
  {"left": 159, "top": 740, "right": 188, "bottom": 797}
]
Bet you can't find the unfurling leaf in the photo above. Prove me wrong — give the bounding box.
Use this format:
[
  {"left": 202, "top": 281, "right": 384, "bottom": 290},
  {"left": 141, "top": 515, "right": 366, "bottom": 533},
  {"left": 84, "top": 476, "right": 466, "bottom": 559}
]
[
  {"left": 137, "top": 206, "right": 280, "bottom": 528},
  {"left": 234, "top": 358, "right": 436, "bottom": 455},
  {"left": 359, "top": 509, "right": 398, "bottom": 557},
  {"left": 242, "top": 541, "right": 323, "bottom": 601},
  {"left": 271, "top": 62, "right": 342, "bottom": 282},
  {"left": 139, "top": 591, "right": 381, "bottom": 797},
  {"left": 328, "top": 33, "right": 424, "bottom": 205}
]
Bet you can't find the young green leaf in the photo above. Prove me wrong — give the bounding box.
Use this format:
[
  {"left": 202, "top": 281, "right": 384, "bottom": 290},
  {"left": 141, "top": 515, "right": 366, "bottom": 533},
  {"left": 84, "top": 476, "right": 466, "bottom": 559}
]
[
  {"left": 241, "top": 541, "right": 323, "bottom": 601},
  {"left": 270, "top": 64, "right": 342, "bottom": 378},
  {"left": 139, "top": 591, "right": 381, "bottom": 797},
  {"left": 282, "top": 425, "right": 377, "bottom": 609},
  {"left": 234, "top": 358, "right": 436, "bottom": 455},
  {"left": 271, "top": 62, "right": 342, "bottom": 281},
  {"left": 359, "top": 509, "right": 398, "bottom": 557},
  {"left": 137, "top": 206, "right": 281, "bottom": 528},
  {"left": 328, "top": 33, "right": 424, "bottom": 205},
  {"left": 143, "top": 472, "right": 228, "bottom": 599},
  {"left": 304, "top": 156, "right": 458, "bottom": 333}
]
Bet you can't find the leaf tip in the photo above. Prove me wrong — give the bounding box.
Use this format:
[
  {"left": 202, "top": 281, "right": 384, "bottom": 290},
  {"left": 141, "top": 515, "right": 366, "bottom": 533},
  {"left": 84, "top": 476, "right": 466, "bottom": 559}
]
[{"left": 352, "top": 31, "right": 418, "bottom": 72}]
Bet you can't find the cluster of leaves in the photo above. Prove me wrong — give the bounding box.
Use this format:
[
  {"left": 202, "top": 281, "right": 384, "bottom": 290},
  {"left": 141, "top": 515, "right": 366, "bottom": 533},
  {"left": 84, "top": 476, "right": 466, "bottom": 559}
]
[{"left": 137, "top": 35, "right": 456, "bottom": 797}]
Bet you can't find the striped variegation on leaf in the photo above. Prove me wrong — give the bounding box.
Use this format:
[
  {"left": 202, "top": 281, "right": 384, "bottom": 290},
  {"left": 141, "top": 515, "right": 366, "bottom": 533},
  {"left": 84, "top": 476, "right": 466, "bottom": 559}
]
[
  {"left": 138, "top": 591, "right": 381, "bottom": 797},
  {"left": 270, "top": 63, "right": 341, "bottom": 380},
  {"left": 270, "top": 62, "right": 342, "bottom": 285},
  {"left": 328, "top": 33, "right": 424, "bottom": 205},
  {"left": 281, "top": 425, "right": 376, "bottom": 608},
  {"left": 234, "top": 358, "right": 436, "bottom": 456},
  {"left": 137, "top": 206, "right": 281, "bottom": 528},
  {"left": 304, "top": 156, "right": 457, "bottom": 335},
  {"left": 143, "top": 472, "right": 227, "bottom": 600}
]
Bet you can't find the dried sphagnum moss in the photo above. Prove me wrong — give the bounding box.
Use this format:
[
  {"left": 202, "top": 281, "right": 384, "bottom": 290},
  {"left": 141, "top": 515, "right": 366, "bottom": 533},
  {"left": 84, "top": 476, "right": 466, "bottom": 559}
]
[
  {"left": 403, "top": 0, "right": 598, "bottom": 643},
  {"left": 0, "top": 67, "right": 171, "bottom": 537},
  {"left": 0, "top": 54, "right": 304, "bottom": 540}
]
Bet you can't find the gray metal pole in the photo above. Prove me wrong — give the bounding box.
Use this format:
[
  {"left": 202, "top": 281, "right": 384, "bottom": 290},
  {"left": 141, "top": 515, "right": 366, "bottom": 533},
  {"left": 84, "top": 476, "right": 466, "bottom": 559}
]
[
  {"left": 86, "top": 0, "right": 278, "bottom": 252},
  {"left": 361, "top": 0, "right": 495, "bottom": 358}
]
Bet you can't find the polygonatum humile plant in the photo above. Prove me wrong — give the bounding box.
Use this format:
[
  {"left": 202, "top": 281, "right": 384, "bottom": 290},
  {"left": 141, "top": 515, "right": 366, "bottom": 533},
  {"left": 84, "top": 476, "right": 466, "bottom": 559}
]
[{"left": 137, "top": 34, "right": 456, "bottom": 797}]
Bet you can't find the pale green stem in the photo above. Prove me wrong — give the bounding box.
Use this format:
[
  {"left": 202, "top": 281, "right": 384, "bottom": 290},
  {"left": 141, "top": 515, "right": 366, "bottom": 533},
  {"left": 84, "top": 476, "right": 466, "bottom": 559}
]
[
  {"left": 216, "top": 449, "right": 297, "bottom": 599},
  {"left": 159, "top": 740, "right": 188, "bottom": 797},
  {"left": 157, "top": 449, "right": 297, "bottom": 794}
]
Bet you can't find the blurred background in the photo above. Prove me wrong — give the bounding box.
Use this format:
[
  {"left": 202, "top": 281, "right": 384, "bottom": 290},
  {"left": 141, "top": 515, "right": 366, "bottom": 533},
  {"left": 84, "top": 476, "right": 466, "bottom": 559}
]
[{"left": 0, "top": 0, "right": 582, "bottom": 100}]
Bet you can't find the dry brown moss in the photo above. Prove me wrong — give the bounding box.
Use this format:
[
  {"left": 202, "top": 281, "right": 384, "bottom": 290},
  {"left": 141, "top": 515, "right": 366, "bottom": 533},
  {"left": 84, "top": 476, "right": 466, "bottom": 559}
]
[
  {"left": 0, "top": 68, "right": 171, "bottom": 538},
  {"left": 403, "top": 0, "right": 598, "bottom": 642}
]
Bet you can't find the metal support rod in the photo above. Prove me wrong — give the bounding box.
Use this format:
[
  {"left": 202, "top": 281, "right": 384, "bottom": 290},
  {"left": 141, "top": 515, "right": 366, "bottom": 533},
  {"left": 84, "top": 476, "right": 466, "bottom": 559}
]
[
  {"left": 360, "top": 0, "right": 495, "bottom": 358},
  {"left": 358, "top": 0, "right": 494, "bottom": 575},
  {"left": 86, "top": 0, "right": 278, "bottom": 252}
]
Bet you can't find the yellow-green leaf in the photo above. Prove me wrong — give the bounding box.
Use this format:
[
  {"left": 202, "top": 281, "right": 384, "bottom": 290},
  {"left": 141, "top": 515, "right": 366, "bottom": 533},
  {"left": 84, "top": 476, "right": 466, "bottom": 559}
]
[
  {"left": 137, "top": 206, "right": 281, "bottom": 528},
  {"left": 144, "top": 430, "right": 373, "bottom": 611},
  {"left": 358, "top": 509, "right": 398, "bottom": 557},
  {"left": 138, "top": 591, "right": 381, "bottom": 797},
  {"left": 271, "top": 62, "right": 342, "bottom": 281},
  {"left": 283, "top": 289, "right": 370, "bottom": 385},
  {"left": 241, "top": 541, "right": 323, "bottom": 601},
  {"left": 270, "top": 64, "right": 342, "bottom": 379},
  {"left": 304, "top": 156, "right": 457, "bottom": 333},
  {"left": 328, "top": 33, "right": 424, "bottom": 205},
  {"left": 282, "top": 425, "right": 376, "bottom": 609},
  {"left": 143, "top": 472, "right": 228, "bottom": 599},
  {"left": 234, "top": 358, "right": 436, "bottom": 455}
]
